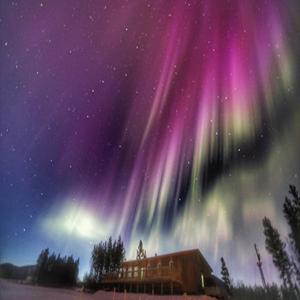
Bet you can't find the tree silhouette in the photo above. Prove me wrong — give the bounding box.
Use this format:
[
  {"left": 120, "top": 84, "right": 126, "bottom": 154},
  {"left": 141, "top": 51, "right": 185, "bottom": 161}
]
[
  {"left": 91, "top": 241, "right": 105, "bottom": 282},
  {"left": 35, "top": 249, "right": 79, "bottom": 286},
  {"left": 36, "top": 248, "right": 49, "bottom": 284},
  {"left": 111, "top": 236, "right": 125, "bottom": 271},
  {"left": 89, "top": 236, "right": 125, "bottom": 286},
  {"left": 262, "top": 217, "right": 293, "bottom": 288},
  {"left": 220, "top": 257, "right": 233, "bottom": 295},
  {"left": 283, "top": 185, "right": 300, "bottom": 285},
  {"left": 136, "top": 240, "right": 146, "bottom": 260}
]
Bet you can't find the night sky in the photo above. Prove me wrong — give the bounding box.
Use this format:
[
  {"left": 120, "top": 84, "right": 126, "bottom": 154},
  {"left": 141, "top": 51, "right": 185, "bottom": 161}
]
[{"left": 1, "top": 0, "right": 300, "bottom": 285}]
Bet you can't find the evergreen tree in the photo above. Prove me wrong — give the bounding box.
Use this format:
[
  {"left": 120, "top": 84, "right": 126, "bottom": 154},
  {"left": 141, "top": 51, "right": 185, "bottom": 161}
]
[
  {"left": 117, "top": 235, "right": 125, "bottom": 264},
  {"left": 262, "top": 217, "right": 293, "bottom": 288},
  {"left": 136, "top": 240, "right": 146, "bottom": 260},
  {"left": 91, "top": 242, "right": 105, "bottom": 282},
  {"left": 35, "top": 248, "right": 79, "bottom": 286},
  {"left": 283, "top": 185, "right": 300, "bottom": 284},
  {"left": 111, "top": 236, "right": 125, "bottom": 272},
  {"left": 105, "top": 237, "right": 113, "bottom": 273},
  {"left": 220, "top": 257, "right": 233, "bottom": 295},
  {"left": 36, "top": 248, "right": 49, "bottom": 284},
  {"left": 74, "top": 258, "right": 80, "bottom": 285},
  {"left": 89, "top": 236, "right": 125, "bottom": 286},
  {"left": 47, "top": 252, "right": 57, "bottom": 282}
]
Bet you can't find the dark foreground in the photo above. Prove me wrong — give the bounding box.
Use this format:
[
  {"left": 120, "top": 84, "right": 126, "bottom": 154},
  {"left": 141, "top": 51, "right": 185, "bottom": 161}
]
[{"left": 0, "top": 279, "right": 216, "bottom": 300}]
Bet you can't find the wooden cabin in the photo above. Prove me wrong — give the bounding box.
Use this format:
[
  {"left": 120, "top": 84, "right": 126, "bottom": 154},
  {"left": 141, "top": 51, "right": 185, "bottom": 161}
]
[{"left": 102, "top": 249, "right": 214, "bottom": 295}]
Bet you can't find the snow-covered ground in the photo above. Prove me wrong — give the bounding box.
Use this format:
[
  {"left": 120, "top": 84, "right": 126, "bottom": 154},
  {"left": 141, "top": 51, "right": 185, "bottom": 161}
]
[
  {"left": 0, "top": 279, "right": 93, "bottom": 300},
  {"left": 0, "top": 279, "right": 216, "bottom": 300}
]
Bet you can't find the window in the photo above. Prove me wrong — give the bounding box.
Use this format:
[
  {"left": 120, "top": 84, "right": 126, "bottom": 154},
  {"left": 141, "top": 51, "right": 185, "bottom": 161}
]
[
  {"left": 169, "top": 259, "right": 174, "bottom": 269},
  {"left": 157, "top": 262, "right": 161, "bottom": 275},
  {"left": 201, "top": 274, "right": 205, "bottom": 288},
  {"left": 134, "top": 266, "right": 139, "bottom": 278}
]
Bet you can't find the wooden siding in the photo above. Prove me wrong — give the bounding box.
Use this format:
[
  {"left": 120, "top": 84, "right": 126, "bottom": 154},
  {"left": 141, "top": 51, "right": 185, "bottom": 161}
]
[{"left": 102, "top": 249, "right": 212, "bottom": 294}]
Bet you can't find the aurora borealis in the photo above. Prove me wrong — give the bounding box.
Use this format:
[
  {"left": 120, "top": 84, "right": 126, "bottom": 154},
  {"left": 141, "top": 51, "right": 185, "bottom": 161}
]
[{"left": 1, "top": 0, "right": 300, "bottom": 285}]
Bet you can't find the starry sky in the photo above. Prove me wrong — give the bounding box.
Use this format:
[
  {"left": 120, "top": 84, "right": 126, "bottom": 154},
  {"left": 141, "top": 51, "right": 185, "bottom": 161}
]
[{"left": 0, "top": 0, "right": 300, "bottom": 285}]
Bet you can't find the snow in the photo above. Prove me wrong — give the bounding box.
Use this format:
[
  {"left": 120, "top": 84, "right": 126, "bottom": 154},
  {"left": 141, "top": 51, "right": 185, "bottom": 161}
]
[{"left": 0, "top": 279, "right": 217, "bottom": 300}]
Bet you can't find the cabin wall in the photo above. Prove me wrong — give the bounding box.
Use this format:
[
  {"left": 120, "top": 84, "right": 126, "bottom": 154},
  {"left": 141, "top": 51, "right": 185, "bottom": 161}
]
[
  {"left": 178, "top": 253, "right": 200, "bottom": 293},
  {"left": 103, "top": 250, "right": 212, "bottom": 295}
]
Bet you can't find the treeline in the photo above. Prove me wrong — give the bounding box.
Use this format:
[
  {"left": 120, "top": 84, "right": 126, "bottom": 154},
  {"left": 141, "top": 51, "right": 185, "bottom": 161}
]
[
  {"left": 84, "top": 236, "right": 125, "bottom": 290},
  {"left": 232, "top": 283, "right": 298, "bottom": 300},
  {"left": 221, "top": 185, "right": 300, "bottom": 300},
  {"left": 35, "top": 248, "right": 79, "bottom": 286},
  {"left": 262, "top": 185, "right": 300, "bottom": 295},
  {"left": 0, "top": 263, "right": 35, "bottom": 280}
]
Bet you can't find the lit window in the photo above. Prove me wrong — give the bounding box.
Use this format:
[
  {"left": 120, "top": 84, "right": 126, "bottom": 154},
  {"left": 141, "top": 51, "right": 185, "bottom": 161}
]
[
  {"left": 134, "top": 266, "right": 139, "bottom": 277},
  {"left": 201, "top": 274, "right": 205, "bottom": 288}
]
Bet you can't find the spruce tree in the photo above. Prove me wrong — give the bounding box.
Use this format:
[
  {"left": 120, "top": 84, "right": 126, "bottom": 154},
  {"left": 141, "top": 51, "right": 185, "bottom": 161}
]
[
  {"left": 35, "top": 248, "right": 78, "bottom": 286},
  {"left": 112, "top": 235, "right": 125, "bottom": 271},
  {"left": 262, "top": 217, "right": 293, "bottom": 288},
  {"left": 283, "top": 185, "right": 300, "bottom": 283},
  {"left": 91, "top": 241, "right": 105, "bottom": 281},
  {"left": 117, "top": 235, "right": 125, "bottom": 263},
  {"left": 220, "top": 257, "right": 232, "bottom": 295},
  {"left": 136, "top": 240, "right": 146, "bottom": 260},
  {"left": 36, "top": 248, "right": 49, "bottom": 284},
  {"left": 90, "top": 236, "right": 125, "bottom": 285},
  {"left": 105, "top": 237, "right": 113, "bottom": 273}
]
